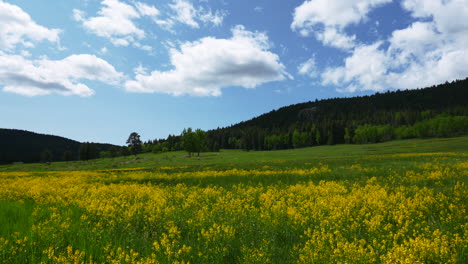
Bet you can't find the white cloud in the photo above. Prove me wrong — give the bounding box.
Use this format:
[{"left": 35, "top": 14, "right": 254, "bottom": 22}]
[
  {"left": 163, "top": 0, "right": 227, "bottom": 29},
  {"left": 169, "top": 0, "right": 199, "bottom": 28},
  {"left": 133, "top": 64, "right": 148, "bottom": 75},
  {"left": 315, "top": 27, "right": 356, "bottom": 50},
  {"left": 291, "top": 0, "right": 391, "bottom": 49},
  {"left": 387, "top": 50, "right": 468, "bottom": 90},
  {"left": 0, "top": 52, "right": 123, "bottom": 97},
  {"left": 74, "top": 0, "right": 158, "bottom": 48},
  {"left": 0, "top": 1, "right": 61, "bottom": 51},
  {"left": 321, "top": 42, "right": 389, "bottom": 92},
  {"left": 388, "top": 22, "right": 440, "bottom": 66},
  {"left": 125, "top": 25, "right": 290, "bottom": 96},
  {"left": 298, "top": 57, "right": 317, "bottom": 78},
  {"left": 198, "top": 9, "right": 227, "bottom": 27},
  {"left": 133, "top": 42, "right": 153, "bottom": 52},
  {"left": 320, "top": 0, "right": 468, "bottom": 92},
  {"left": 20, "top": 50, "right": 32, "bottom": 57},
  {"left": 72, "top": 9, "right": 86, "bottom": 22},
  {"left": 134, "top": 1, "right": 159, "bottom": 17}
]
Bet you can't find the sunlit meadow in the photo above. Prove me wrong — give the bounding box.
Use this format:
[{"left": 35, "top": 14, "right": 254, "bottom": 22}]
[{"left": 1, "top": 143, "right": 467, "bottom": 263}]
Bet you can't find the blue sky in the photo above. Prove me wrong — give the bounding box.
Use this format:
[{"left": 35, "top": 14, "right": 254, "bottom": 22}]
[{"left": 1, "top": 0, "right": 467, "bottom": 145}]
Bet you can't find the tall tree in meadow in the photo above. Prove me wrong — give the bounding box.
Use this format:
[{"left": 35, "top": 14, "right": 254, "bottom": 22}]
[
  {"left": 182, "top": 128, "right": 196, "bottom": 157},
  {"left": 126, "top": 132, "right": 142, "bottom": 157},
  {"left": 181, "top": 128, "right": 207, "bottom": 157},
  {"left": 194, "top": 129, "right": 207, "bottom": 156}
]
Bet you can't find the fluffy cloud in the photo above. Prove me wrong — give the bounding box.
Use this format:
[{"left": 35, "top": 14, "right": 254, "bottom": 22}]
[
  {"left": 0, "top": 1, "right": 61, "bottom": 51},
  {"left": 291, "top": 0, "right": 391, "bottom": 49},
  {"left": 317, "top": 0, "right": 468, "bottom": 92},
  {"left": 125, "top": 26, "right": 289, "bottom": 96},
  {"left": 322, "top": 42, "right": 389, "bottom": 92},
  {"left": 74, "top": 0, "right": 158, "bottom": 48},
  {"left": 0, "top": 52, "right": 123, "bottom": 96}
]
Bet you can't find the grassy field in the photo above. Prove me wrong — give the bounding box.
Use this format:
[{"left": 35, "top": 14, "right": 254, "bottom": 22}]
[
  {"left": 0, "top": 137, "right": 467, "bottom": 263},
  {"left": 2, "top": 136, "right": 468, "bottom": 172}
]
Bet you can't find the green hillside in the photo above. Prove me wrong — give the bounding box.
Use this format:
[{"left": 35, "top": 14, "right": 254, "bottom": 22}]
[
  {"left": 0, "top": 129, "right": 119, "bottom": 164},
  {"left": 144, "top": 78, "right": 468, "bottom": 152},
  {"left": 204, "top": 78, "right": 468, "bottom": 150}
]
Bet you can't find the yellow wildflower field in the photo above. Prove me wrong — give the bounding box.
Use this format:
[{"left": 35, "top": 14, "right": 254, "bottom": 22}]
[{"left": 0, "top": 153, "right": 467, "bottom": 263}]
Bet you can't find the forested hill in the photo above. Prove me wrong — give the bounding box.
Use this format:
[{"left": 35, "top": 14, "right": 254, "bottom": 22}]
[
  {"left": 204, "top": 78, "right": 468, "bottom": 150},
  {"left": 0, "top": 129, "right": 117, "bottom": 164}
]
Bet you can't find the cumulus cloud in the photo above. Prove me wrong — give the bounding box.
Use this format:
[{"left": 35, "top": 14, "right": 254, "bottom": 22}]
[
  {"left": 321, "top": 42, "right": 389, "bottom": 92},
  {"left": 0, "top": 52, "right": 123, "bottom": 97},
  {"left": 291, "top": 0, "right": 391, "bottom": 50},
  {"left": 125, "top": 25, "right": 290, "bottom": 96},
  {"left": 0, "top": 1, "right": 61, "bottom": 51},
  {"left": 74, "top": 0, "right": 158, "bottom": 48},
  {"left": 309, "top": 0, "right": 468, "bottom": 92}
]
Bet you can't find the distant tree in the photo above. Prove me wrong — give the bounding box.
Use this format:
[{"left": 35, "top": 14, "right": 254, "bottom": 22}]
[
  {"left": 63, "top": 150, "right": 73, "bottom": 161},
  {"left": 126, "top": 132, "right": 143, "bottom": 157},
  {"left": 292, "top": 129, "right": 301, "bottom": 148},
  {"left": 327, "top": 129, "right": 334, "bottom": 145},
  {"left": 79, "top": 143, "right": 89, "bottom": 160},
  {"left": 182, "top": 128, "right": 196, "bottom": 157},
  {"left": 344, "top": 128, "right": 351, "bottom": 144},
  {"left": 109, "top": 146, "right": 120, "bottom": 158},
  {"left": 152, "top": 143, "right": 162, "bottom": 154},
  {"left": 194, "top": 129, "right": 207, "bottom": 156},
  {"left": 40, "top": 149, "right": 53, "bottom": 163},
  {"left": 181, "top": 128, "right": 207, "bottom": 156},
  {"left": 79, "top": 142, "right": 100, "bottom": 160},
  {"left": 88, "top": 143, "right": 99, "bottom": 159},
  {"left": 315, "top": 130, "right": 321, "bottom": 145},
  {"left": 99, "top": 151, "right": 111, "bottom": 159},
  {"left": 120, "top": 146, "right": 131, "bottom": 156},
  {"left": 161, "top": 142, "right": 170, "bottom": 152}
]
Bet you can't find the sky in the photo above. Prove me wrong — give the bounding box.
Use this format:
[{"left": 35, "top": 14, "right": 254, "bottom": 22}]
[{"left": 1, "top": 0, "right": 467, "bottom": 145}]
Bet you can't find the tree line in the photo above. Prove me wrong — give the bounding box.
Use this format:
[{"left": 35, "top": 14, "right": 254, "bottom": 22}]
[{"left": 140, "top": 78, "right": 468, "bottom": 153}]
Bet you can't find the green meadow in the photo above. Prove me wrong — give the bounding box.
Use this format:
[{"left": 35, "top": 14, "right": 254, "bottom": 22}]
[
  {"left": 0, "top": 136, "right": 467, "bottom": 263},
  {"left": 1, "top": 136, "right": 468, "bottom": 172}
]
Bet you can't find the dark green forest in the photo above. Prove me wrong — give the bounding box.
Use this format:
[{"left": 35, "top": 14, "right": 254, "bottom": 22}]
[
  {"left": 0, "top": 129, "right": 118, "bottom": 164},
  {"left": 2, "top": 78, "right": 467, "bottom": 164},
  {"left": 146, "top": 78, "right": 468, "bottom": 152}
]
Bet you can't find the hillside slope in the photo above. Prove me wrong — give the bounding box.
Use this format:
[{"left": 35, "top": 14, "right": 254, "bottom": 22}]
[
  {"left": 204, "top": 78, "right": 468, "bottom": 150},
  {"left": 0, "top": 129, "right": 117, "bottom": 164}
]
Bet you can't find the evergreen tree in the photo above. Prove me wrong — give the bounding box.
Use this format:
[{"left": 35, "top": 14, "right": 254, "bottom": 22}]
[{"left": 126, "top": 132, "right": 143, "bottom": 157}]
